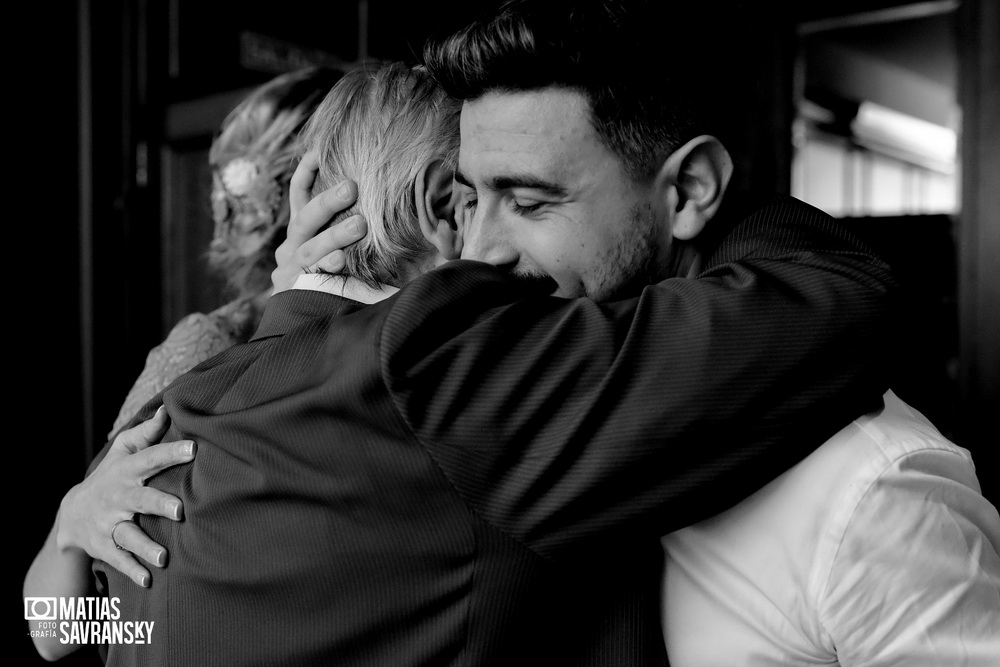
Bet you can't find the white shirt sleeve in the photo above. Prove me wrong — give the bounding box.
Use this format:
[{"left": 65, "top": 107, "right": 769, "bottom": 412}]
[{"left": 818, "top": 447, "right": 1000, "bottom": 666}]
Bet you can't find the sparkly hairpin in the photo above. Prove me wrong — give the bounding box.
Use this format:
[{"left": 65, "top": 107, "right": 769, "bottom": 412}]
[
  {"left": 212, "top": 153, "right": 286, "bottom": 256},
  {"left": 220, "top": 158, "right": 262, "bottom": 197}
]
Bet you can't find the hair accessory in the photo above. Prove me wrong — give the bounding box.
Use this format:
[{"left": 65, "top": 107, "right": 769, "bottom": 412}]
[
  {"left": 213, "top": 156, "right": 285, "bottom": 238},
  {"left": 220, "top": 158, "right": 261, "bottom": 197}
]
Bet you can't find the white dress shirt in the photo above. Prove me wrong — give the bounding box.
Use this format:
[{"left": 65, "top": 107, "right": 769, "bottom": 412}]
[
  {"left": 292, "top": 273, "right": 398, "bottom": 303},
  {"left": 662, "top": 391, "right": 1000, "bottom": 666}
]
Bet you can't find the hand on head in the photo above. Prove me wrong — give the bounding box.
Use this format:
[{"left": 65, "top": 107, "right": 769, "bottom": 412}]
[{"left": 271, "top": 150, "right": 368, "bottom": 293}]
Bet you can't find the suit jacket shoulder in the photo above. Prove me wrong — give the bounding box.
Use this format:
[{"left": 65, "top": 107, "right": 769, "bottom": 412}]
[{"left": 379, "top": 195, "right": 898, "bottom": 561}]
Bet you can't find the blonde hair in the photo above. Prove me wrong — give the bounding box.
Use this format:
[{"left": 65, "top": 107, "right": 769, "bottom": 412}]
[
  {"left": 301, "top": 62, "right": 461, "bottom": 287},
  {"left": 207, "top": 67, "right": 345, "bottom": 299}
]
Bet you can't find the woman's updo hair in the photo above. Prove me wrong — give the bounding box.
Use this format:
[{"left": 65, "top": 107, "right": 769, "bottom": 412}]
[{"left": 207, "top": 66, "right": 345, "bottom": 299}]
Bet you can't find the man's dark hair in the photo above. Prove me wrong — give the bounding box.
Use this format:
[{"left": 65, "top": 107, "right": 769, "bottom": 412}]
[{"left": 423, "top": 0, "right": 758, "bottom": 180}]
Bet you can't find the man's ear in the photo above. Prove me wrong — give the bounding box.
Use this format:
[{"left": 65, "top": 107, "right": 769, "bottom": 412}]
[
  {"left": 415, "top": 159, "right": 462, "bottom": 260},
  {"left": 654, "top": 135, "right": 733, "bottom": 241}
]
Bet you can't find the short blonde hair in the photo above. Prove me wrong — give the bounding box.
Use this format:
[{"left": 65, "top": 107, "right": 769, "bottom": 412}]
[
  {"left": 208, "top": 67, "right": 345, "bottom": 299},
  {"left": 301, "top": 62, "right": 461, "bottom": 287}
]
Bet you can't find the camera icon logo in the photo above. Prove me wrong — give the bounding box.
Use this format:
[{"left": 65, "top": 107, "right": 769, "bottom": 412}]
[{"left": 24, "top": 597, "right": 57, "bottom": 621}]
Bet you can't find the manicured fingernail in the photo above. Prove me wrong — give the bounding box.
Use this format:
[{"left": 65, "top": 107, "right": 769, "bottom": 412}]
[
  {"left": 183, "top": 441, "right": 195, "bottom": 456},
  {"left": 155, "top": 405, "right": 166, "bottom": 417},
  {"left": 139, "top": 574, "right": 149, "bottom": 588},
  {"left": 351, "top": 216, "right": 367, "bottom": 235},
  {"left": 336, "top": 181, "right": 353, "bottom": 198},
  {"left": 154, "top": 550, "right": 166, "bottom": 567},
  {"left": 167, "top": 501, "right": 181, "bottom": 520}
]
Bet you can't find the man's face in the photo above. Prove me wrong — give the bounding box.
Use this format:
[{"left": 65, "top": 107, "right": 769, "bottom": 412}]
[{"left": 456, "top": 88, "right": 671, "bottom": 301}]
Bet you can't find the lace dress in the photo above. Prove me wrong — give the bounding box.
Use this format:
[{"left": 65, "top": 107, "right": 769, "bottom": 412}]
[{"left": 108, "top": 299, "right": 258, "bottom": 438}]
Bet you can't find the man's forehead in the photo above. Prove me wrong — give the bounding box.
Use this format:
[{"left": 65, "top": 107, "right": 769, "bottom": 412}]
[
  {"left": 460, "top": 89, "right": 591, "bottom": 139},
  {"left": 457, "top": 89, "right": 603, "bottom": 187}
]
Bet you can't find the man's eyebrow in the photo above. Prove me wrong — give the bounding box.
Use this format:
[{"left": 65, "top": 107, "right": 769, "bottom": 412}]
[
  {"left": 492, "top": 174, "right": 568, "bottom": 197},
  {"left": 453, "top": 168, "right": 568, "bottom": 198}
]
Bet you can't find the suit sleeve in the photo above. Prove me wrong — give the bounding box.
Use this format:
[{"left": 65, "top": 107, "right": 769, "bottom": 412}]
[
  {"left": 108, "top": 312, "right": 233, "bottom": 439},
  {"left": 381, "top": 200, "right": 898, "bottom": 560}
]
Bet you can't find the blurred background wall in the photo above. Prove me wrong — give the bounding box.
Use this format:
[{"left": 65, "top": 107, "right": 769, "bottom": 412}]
[{"left": 13, "top": 1, "right": 997, "bottom": 664}]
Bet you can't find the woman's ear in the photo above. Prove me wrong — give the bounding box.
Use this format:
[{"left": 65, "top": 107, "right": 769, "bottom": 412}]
[
  {"left": 416, "top": 159, "right": 462, "bottom": 260},
  {"left": 654, "top": 135, "right": 733, "bottom": 241}
]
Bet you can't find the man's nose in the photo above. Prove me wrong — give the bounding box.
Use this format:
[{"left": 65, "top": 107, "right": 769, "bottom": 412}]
[{"left": 461, "top": 208, "right": 519, "bottom": 267}]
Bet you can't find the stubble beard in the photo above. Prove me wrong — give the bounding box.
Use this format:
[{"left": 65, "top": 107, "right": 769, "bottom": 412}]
[{"left": 586, "top": 201, "right": 664, "bottom": 302}]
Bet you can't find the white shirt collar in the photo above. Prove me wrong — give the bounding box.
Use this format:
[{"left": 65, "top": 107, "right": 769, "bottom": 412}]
[{"left": 292, "top": 273, "right": 399, "bottom": 304}]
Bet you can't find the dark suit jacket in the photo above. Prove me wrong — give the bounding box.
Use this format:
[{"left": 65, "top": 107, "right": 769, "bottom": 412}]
[{"left": 95, "top": 195, "right": 897, "bottom": 666}]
